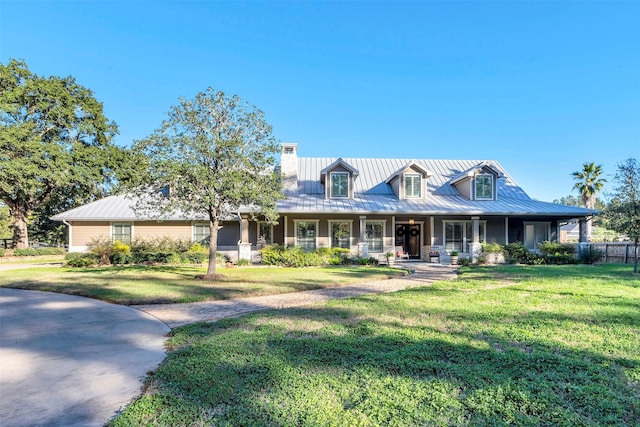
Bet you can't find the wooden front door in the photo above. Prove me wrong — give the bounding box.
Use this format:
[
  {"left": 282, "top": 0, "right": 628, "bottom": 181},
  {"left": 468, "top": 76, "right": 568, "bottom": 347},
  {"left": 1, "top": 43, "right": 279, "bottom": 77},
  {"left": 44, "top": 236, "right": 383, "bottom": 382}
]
[{"left": 395, "top": 224, "right": 421, "bottom": 259}]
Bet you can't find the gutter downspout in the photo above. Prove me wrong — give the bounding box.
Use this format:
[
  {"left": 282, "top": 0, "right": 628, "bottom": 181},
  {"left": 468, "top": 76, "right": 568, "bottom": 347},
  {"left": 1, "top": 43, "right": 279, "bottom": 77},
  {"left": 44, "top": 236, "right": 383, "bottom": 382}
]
[{"left": 62, "top": 219, "right": 72, "bottom": 251}]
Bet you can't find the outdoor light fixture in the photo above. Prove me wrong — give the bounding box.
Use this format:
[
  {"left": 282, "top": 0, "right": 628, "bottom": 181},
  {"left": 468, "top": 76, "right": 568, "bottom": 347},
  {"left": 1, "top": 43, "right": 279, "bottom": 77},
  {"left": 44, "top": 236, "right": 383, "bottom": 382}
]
[{"left": 409, "top": 218, "right": 415, "bottom": 225}]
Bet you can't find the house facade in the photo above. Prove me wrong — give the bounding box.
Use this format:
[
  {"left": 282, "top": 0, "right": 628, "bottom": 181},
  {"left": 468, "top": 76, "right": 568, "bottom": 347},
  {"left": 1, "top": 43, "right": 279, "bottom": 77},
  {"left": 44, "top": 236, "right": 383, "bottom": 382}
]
[{"left": 52, "top": 143, "right": 597, "bottom": 262}]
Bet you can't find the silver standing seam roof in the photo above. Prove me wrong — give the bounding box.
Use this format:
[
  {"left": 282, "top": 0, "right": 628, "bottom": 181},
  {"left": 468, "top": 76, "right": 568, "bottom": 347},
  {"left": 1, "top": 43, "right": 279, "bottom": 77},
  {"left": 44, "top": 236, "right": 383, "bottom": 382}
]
[{"left": 51, "top": 158, "right": 597, "bottom": 221}]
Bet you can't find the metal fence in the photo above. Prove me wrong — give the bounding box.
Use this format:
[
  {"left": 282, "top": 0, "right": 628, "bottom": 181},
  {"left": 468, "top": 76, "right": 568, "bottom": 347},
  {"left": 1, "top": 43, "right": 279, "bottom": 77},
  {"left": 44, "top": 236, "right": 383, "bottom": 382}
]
[{"left": 588, "top": 242, "right": 638, "bottom": 264}]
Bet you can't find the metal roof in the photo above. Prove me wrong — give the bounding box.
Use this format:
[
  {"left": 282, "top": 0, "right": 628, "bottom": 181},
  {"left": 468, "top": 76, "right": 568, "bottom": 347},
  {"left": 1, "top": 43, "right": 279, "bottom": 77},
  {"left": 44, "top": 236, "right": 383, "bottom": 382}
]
[{"left": 51, "top": 157, "right": 597, "bottom": 221}]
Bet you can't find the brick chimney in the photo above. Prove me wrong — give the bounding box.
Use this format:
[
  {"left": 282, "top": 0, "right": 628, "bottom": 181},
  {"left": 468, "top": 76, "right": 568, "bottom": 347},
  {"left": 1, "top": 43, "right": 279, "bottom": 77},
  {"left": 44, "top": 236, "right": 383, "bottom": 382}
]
[{"left": 281, "top": 143, "right": 298, "bottom": 194}]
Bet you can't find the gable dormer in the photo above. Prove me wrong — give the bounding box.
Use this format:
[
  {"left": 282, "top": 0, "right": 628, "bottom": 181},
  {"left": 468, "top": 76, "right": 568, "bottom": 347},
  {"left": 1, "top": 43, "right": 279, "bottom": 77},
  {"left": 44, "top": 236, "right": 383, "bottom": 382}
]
[
  {"left": 385, "top": 161, "right": 432, "bottom": 200},
  {"left": 450, "top": 162, "right": 503, "bottom": 201},
  {"left": 320, "top": 158, "right": 359, "bottom": 199}
]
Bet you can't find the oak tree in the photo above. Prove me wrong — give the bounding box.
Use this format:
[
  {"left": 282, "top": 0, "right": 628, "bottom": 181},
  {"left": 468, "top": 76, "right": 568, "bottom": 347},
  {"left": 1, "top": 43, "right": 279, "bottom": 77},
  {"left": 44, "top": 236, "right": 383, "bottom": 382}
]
[
  {"left": 131, "top": 88, "right": 282, "bottom": 278},
  {"left": 606, "top": 158, "right": 640, "bottom": 273},
  {"left": 0, "top": 59, "right": 119, "bottom": 248}
]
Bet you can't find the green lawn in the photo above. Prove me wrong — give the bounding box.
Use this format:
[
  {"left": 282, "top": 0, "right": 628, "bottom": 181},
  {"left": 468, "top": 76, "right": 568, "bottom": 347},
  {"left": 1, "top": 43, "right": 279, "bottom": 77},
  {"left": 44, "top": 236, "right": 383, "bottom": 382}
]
[
  {"left": 110, "top": 264, "right": 639, "bottom": 426},
  {"left": 0, "top": 265, "right": 407, "bottom": 304}
]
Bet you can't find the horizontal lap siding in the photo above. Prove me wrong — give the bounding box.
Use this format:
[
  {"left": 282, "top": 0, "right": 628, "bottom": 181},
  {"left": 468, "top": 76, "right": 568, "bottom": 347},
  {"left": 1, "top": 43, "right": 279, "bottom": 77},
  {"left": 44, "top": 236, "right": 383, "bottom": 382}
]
[
  {"left": 135, "top": 221, "right": 192, "bottom": 241},
  {"left": 71, "top": 222, "right": 111, "bottom": 246}
]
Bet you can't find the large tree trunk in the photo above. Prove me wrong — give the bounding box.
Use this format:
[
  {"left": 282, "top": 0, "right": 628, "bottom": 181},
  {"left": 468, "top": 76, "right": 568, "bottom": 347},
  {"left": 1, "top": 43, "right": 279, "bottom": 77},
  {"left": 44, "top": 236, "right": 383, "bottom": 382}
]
[
  {"left": 10, "top": 205, "right": 30, "bottom": 249},
  {"left": 207, "top": 217, "right": 219, "bottom": 276}
]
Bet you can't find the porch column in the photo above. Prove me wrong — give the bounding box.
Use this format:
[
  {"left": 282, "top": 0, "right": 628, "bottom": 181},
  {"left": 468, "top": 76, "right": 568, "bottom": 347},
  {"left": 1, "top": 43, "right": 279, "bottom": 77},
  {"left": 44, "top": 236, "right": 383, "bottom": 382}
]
[
  {"left": 470, "top": 216, "right": 482, "bottom": 262},
  {"left": 238, "top": 215, "right": 251, "bottom": 261},
  {"left": 505, "top": 217, "right": 509, "bottom": 245},
  {"left": 578, "top": 218, "right": 588, "bottom": 243},
  {"left": 358, "top": 215, "right": 368, "bottom": 257}
]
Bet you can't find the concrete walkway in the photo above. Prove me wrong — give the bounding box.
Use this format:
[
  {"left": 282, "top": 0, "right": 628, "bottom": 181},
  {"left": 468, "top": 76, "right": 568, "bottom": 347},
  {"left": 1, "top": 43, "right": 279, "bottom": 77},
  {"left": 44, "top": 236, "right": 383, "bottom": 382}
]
[
  {"left": 0, "top": 262, "right": 455, "bottom": 427},
  {"left": 134, "top": 262, "right": 458, "bottom": 328},
  {"left": 0, "top": 288, "right": 170, "bottom": 427}
]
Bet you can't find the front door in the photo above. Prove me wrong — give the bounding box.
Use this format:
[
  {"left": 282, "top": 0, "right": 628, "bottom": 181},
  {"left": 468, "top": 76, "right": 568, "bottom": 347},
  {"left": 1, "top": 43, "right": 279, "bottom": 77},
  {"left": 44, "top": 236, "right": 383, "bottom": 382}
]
[{"left": 395, "top": 224, "right": 421, "bottom": 259}]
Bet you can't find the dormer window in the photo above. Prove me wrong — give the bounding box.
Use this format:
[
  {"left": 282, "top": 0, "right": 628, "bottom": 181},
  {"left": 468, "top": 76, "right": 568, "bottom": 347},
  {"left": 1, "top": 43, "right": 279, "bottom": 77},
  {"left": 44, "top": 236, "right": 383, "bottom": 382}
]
[
  {"left": 331, "top": 172, "right": 349, "bottom": 198},
  {"left": 321, "top": 158, "right": 359, "bottom": 200},
  {"left": 405, "top": 173, "right": 422, "bottom": 198},
  {"left": 475, "top": 174, "right": 493, "bottom": 199}
]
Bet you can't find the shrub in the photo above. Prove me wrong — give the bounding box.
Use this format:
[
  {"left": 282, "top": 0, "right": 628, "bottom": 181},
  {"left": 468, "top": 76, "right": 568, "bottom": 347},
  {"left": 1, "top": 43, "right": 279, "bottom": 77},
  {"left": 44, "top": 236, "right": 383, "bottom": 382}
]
[
  {"left": 87, "top": 236, "right": 114, "bottom": 265},
  {"left": 357, "top": 256, "right": 378, "bottom": 266},
  {"left": 236, "top": 258, "right": 251, "bottom": 266},
  {"left": 110, "top": 240, "right": 132, "bottom": 265},
  {"left": 504, "top": 242, "right": 544, "bottom": 265},
  {"left": 0, "top": 248, "right": 4, "bottom": 257},
  {"left": 216, "top": 252, "right": 230, "bottom": 266},
  {"left": 537, "top": 241, "right": 575, "bottom": 256},
  {"left": 535, "top": 241, "right": 577, "bottom": 265},
  {"left": 481, "top": 242, "right": 504, "bottom": 253},
  {"left": 13, "top": 247, "right": 66, "bottom": 256},
  {"left": 260, "top": 245, "right": 328, "bottom": 267},
  {"left": 65, "top": 252, "right": 97, "bottom": 267},
  {"left": 181, "top": 251, "right": 208, "bottom": 264},
  {"left": 458, "top": 257, "right": 472, "bottom": 266}
]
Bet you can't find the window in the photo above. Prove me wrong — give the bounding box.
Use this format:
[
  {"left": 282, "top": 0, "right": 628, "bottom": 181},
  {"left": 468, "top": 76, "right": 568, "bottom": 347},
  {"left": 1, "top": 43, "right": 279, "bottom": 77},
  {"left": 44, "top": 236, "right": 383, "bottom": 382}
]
[
  {"left": 475, "top": 174, "right": 493, "bottom": 199},
  {"left": 443, "top": 221, "right": 486, "bottom": 253},
  {"left": 366, "top": 221, "right": 384, "bottom": 253},
  {"left": 331, "top": 172, "right": 349, "bottom": 198},
  {"left": 329, "top": 221, "right": 351, "bottom": 249},
  {"left": 405, "top": 173, "right": 422, "bottom": 198},
  {"left": 524, "top": 222, "right": 550, "bottom": 251},
  {"left": 193, "top": 223, "right": 210, "bottom": 245},
  {"left": 112, "top": 223, "right": 131, "bottom": 244},
  {"left": 258, "top": 222, "right": 273, "bottom": 245},
  {"left": 296, "top": 221, "right": 317, "bottom": 251}
]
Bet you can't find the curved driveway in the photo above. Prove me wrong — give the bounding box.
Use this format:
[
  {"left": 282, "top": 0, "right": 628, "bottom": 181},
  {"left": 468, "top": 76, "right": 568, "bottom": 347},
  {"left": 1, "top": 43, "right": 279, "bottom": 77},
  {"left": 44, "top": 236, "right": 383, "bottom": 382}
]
[{"left": 0, "top": 288, "right": 169, "bottom": 427}]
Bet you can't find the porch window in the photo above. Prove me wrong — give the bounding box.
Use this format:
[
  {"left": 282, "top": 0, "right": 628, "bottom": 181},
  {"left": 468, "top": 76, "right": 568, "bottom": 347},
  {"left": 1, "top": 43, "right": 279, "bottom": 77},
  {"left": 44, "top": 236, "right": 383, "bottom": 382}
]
[
  {"left": 112, "top": 223, "right": 132, "bottom": 244},
  {"left": 405, "top": 173, "right": 421, "bottom": 198},
  {"left": 475, "top": 174, "right": 493, "bottom": 199},
  {"left": 366, "top": 221, "right": 384, "bottom": 253},
  {"left": 444, "top": 221, "right": 486, "bottom": 253},
  {"left": 296, "top": 220, "right": 318, "bottom": 251},
  {"left": 331, "top": 172, "right": 349, "bottom": 198},
  {"left": 524, "top": 222, "right": 550, "bottom": 251},
  {"left": 329, "top": 220, "right": 351, "bottom": 249},
  {"left": 257, "top": 222, "right": 273, "bottom": 245},
  {"left": 193, "top": 223, "right": 210, "bottom": 245}
]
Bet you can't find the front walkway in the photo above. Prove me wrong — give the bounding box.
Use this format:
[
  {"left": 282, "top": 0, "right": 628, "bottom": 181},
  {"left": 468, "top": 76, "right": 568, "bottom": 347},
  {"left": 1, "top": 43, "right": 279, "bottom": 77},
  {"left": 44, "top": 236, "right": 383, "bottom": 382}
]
[{"left": 134, "top": 262, "right": 458, "bottom": 328}]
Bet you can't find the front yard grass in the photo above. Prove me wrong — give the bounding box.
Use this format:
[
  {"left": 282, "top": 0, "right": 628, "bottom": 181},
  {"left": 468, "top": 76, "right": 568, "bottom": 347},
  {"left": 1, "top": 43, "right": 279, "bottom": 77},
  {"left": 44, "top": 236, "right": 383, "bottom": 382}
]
[
  {"left": 0, "top": 265, "right": 407, "bottom": 304},
  {"left": 110, "top": 264, "right": 640, "bottom": 426}
]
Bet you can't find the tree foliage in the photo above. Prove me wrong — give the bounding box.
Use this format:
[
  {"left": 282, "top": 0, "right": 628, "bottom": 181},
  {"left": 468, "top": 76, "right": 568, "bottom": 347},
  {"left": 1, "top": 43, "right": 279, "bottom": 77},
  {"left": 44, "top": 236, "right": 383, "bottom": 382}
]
[
  {"left": 0, "top": 59, "right": 121, "bottom": 248},
  {"left": 606, "top": 158, "right": 640, "bottom": 273},
  {"left": 130, "top": 88, "right": 283, "bottom": 277},
  {"left": 571, "top": 162, "right": 607, "bottom": 209},
  {"left": 571, "top": 162, "right": 607, "bottom": 241}
]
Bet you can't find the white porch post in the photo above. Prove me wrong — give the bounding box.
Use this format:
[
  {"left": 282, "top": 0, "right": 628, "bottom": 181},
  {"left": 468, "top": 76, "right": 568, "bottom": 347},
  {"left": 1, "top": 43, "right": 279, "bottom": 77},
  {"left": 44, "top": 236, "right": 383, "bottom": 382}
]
[
  {"left": 505, "top": 217, "right": 509, "bottom": 245},
  {"left": 238, "top": 215, "right": 251, "bottom": 261},
  {"left": 358, "top": 215, "right": 368, "bottom": 257},
  {"left": 470, "top": 216, "right": 482, "bottom": 262}
]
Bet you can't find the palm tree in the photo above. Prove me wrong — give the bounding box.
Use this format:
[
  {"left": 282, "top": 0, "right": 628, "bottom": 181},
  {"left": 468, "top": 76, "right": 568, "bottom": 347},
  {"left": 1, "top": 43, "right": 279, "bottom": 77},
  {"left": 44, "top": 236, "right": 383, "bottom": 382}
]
[{"left": 572, "top": 162, "right": 607, "bottom": 241}]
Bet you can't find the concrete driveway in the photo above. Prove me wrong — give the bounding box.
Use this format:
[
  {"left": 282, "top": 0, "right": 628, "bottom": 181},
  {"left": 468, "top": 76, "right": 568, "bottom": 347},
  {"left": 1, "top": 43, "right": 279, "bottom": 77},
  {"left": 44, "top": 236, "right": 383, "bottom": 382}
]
[{"left": 0, "top": 288, "right": 169, "bottom": 427}]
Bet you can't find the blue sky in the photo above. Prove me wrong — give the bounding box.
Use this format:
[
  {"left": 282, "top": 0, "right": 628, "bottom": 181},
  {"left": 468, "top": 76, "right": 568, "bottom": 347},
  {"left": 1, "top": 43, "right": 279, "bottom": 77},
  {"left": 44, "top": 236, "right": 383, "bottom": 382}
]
[{"left": 1, "top": 1, "right": 638, "bottom": 202}]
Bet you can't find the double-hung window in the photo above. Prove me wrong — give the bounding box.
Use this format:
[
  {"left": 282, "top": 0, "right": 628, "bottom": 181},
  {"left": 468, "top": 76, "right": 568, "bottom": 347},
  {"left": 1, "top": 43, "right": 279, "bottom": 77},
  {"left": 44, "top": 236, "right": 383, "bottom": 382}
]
[
  {"left": 475, "top": 174, "right": 493, "bottom": 199},
  {"left": 405, "top": 173, "right": 421, "bottom": 198},
  {"left": 365, "top": 221, "right": 384, "bottom": 253},
  {"left": 112, "top": 223, "right": 132, "bottom": 244},
  {"left": 193, "top": 223, "right": 210, "bottom": 245},
  {"left": 296, "top": 221, "right": 318, "bottom": 251},
  {"left": 329, "top": 221, "right": 351, "bottom": 249},
  {"left": 331, "top": 172, "right": 349, "bottom": 198}
]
